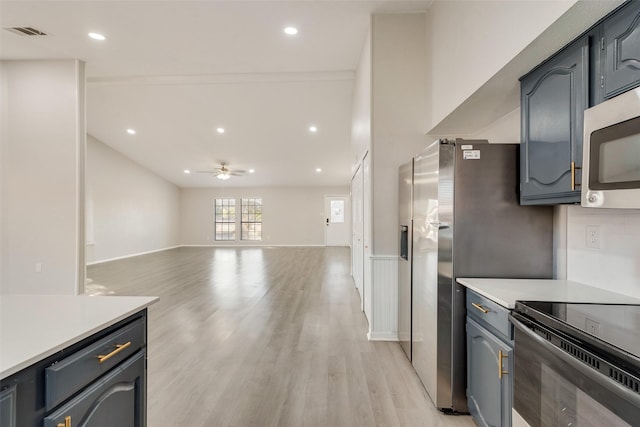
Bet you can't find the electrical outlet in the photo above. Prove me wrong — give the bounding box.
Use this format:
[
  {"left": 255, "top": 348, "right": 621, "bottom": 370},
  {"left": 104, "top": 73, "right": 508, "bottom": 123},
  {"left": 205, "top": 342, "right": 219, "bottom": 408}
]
[
  {"left": 585, "top": 318, "right": 600, "bottom": 336},
  {"left": 35, "top": 262, "right": 42, "bottom": 273},
  {"left": 585, "top": 225, "right": 600, "bottom": 249}
]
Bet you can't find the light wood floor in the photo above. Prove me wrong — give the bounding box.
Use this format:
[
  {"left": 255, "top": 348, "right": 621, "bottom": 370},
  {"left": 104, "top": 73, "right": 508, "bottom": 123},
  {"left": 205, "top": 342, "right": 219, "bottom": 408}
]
[{"left": 87, "top": 246, "right": 475, "bottom": 427}]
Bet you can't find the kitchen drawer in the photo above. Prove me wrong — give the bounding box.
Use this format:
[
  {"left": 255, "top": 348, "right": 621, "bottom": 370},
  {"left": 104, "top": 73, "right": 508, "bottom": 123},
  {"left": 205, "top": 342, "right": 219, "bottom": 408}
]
[
  {"left": 466, "top": 289, "right": 512, "bottom": 342},
  {"left": 43, "top": 349, "right": 145, "bottom": 427},
  {"left": 45, "top": 317, "right": 145, "bottom": 411}
]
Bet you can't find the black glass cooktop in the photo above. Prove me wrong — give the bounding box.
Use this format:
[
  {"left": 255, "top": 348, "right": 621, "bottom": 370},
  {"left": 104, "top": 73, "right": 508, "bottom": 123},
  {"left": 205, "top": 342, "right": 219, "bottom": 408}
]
[{"left": 514, "top": 301, "right": 640, "bottom": 360}]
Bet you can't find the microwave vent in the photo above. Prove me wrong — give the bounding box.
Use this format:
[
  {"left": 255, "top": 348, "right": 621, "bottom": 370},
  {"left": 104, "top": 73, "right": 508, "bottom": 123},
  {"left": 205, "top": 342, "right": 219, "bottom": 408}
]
[{"left": 5, "top": 27, "right": 47, "bottom": 36}]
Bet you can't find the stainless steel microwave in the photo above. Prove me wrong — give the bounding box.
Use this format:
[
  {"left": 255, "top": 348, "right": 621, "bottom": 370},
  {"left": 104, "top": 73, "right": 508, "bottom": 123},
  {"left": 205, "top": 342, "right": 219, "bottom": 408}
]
[{"left": 582, "top": 87, "right": 640, "bottom": 209}]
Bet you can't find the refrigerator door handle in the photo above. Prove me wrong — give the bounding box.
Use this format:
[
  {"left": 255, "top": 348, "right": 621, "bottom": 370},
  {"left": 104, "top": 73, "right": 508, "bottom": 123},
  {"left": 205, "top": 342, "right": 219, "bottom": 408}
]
[
  {"left": 400, "top": 225, "right": 409, "bottom": 260},
  {"left": 428, "top": 220, "right": 449, "bottom": 230}
]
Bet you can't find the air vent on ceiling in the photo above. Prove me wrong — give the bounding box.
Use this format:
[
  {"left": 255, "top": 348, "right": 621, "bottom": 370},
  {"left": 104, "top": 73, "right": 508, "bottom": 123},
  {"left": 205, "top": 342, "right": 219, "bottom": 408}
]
[{"left": 6, "top": 27, "right": 47, "bottom": 36}]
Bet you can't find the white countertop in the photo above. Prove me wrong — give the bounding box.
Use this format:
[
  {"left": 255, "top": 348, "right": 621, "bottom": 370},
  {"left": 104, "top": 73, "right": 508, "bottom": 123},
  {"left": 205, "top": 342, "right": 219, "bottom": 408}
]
[
  {"left": 457, "top": 278, "right": 640, "bottom": 309},
  {"left": 0, "top": 294, "right": 158, "bottom": 379}
]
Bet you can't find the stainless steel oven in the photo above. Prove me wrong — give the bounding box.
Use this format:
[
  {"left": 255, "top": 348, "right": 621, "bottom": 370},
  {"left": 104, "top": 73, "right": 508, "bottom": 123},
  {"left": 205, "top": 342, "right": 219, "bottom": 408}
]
[{"left": 510, "top": 302, "right": 640, "bottom": 427}]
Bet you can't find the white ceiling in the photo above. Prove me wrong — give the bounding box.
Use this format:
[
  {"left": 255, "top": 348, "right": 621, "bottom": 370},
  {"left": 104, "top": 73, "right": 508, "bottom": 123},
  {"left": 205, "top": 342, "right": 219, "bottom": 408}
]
[{"left": 1, "top": 1, "right": 432, "bottom": 188}]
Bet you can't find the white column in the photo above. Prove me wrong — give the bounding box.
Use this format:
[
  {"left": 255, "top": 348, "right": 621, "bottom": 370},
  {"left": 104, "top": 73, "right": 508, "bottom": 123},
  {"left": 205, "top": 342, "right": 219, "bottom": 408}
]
[{"left": 1, "top": 60, "right": 85, "bottom": 294}]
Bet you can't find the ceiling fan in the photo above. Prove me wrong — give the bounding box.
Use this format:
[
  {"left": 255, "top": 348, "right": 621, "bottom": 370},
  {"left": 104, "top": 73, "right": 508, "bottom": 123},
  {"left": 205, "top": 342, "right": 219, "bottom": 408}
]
[{"left": 196, "top": 162, "right": 245, "bottom": 180}]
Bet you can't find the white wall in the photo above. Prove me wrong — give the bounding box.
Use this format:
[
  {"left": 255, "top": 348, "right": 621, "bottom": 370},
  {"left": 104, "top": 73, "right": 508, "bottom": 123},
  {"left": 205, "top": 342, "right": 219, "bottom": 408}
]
[
  {"left": 350, "top": 14, "right": 429, "bottom": 339},
  {"left": 371, "top": 13, "right": 429, "bottom": 255},
  {"left": 86, "top": 135, "right": 180, "bottom": 263},
  {"left": 424, "top": 0, "right": 578, "bottom": 131},
  {"left": 564, "top": 206, "right": 640, "bottom": 298},
  {"left": 351, "top": 29, "right": 372, "bottom": 169},
  {"left": 424, "top": 1, "right": 624, "bottom": 137},
  {"left": 468, "top": 108, "right": 521, "bottom": 144},
  {"left": 180, "top": 186, "right": 349, "bottom": 246},
  {"left": 351, "top": 27, "right": 373, "bottom": 323},
  {"left": 1, "top": 60, "right": 85, "bottom": 294}
]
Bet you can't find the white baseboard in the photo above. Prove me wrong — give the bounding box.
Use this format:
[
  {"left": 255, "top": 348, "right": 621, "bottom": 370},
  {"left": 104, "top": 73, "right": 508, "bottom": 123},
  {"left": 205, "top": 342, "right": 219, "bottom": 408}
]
[
  {"left": 367, "top": 331, "right": 399, "bottom": 341},
  {"left": 88, "top": 244, "right": 336, "bottom": 265},
  {"left": 87, "top": 245, "right": 181, "bottom": 265},
  {"left": 180, "top": 244, "right": 327, "bottom": 248}
]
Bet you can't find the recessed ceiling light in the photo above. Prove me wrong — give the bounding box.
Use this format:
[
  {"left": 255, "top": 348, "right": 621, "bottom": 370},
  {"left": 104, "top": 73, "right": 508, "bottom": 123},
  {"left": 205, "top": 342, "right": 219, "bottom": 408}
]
[
  {"left": 284, "top": 27, "right": 298, "bottom": 36},
  {"left": 88, "top": 32, "right": 106, "bottom": 41},
  {"left": 126, "top": 129, "right": 136, "bottom": 135},
  {"left": 309, "top": 125, "right": 318, "bottom": 133},
  {"left": 216, "top": 127, "right": 225, "bottom": 134},
  {"left": 249, "top": 169, "right": 255, "bottom": 173},
  {"left": 316, "top": 168, "right": 322, "bottom": 173},
  {"left": 184, "top": 169, "right": 191, "bottom": 174}
]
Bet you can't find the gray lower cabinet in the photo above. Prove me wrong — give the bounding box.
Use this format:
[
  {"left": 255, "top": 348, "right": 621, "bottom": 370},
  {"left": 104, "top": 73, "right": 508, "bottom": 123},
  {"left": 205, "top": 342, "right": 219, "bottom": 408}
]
[
  {"left": 520, "top": 35, "right": 589, "bottom": 205},
  {"left": 601, "top": 0, "right": 640, "bottom": 101},
  {"left": 43, "top": 351, "right": 145, "bottom": 427},
  {"left": 466, "top": 290, "right": 513, "bottom": 427},
  {"left": 0, "top": 386, "right": 16, "bottom": 427},
  {"left": 467, "top": 318, "right": 513, "bottom": 427},
  {"left": 0, "top": 310, "right": 147, "bottom": 427}
]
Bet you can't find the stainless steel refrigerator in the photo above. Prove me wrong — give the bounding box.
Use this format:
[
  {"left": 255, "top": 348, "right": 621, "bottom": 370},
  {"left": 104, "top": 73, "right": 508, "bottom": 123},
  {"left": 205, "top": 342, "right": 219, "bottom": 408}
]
[{"left": 398, "top": 139, "right": 553, "bottom": 413}]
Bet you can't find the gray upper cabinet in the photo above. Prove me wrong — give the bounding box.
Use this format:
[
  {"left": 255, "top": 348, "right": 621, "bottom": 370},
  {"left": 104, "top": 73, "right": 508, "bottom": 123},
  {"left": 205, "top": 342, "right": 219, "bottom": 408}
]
[
  {"left": 519, "top": 1, "right": 640, "bottom": 205},
  {"left": 520, "top": 36, "right": 588, "bottom": 205},
  {"left": 601, "top": 0, "right": 640, "bottom": 101}
]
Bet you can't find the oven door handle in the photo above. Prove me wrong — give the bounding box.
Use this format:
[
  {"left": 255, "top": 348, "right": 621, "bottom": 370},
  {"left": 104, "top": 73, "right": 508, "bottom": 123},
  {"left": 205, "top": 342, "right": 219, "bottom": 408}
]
[{"left": 511, "top": 315, "right": 640, "bottom": 408}]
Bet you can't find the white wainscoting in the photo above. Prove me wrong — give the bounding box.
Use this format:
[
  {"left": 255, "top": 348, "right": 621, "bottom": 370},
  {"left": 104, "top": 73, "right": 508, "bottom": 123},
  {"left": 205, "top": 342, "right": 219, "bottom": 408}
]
[{"left": 367, "top": 255, "right": 398, "bottom": 341}]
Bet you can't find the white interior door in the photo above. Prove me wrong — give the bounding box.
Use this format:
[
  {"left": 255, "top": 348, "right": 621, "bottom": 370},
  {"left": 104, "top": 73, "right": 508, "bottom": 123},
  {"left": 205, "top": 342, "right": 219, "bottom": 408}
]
[
  {"left": 351, "top": 169, "right": 364, "bottom": 304},
  {"left": 324, "top": 195, "right": 350, "bottom": 246},
  {"left": 362, "top": 152, "right": 371, "bottom": 319}
]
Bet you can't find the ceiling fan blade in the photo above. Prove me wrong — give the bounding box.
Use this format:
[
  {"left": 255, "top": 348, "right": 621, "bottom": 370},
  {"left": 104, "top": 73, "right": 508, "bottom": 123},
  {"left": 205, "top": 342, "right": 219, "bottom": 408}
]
[
  {"left": 232, "top": 170, "right": 247, "bottom": 174},
  {"left": 195, "top": 165, "right": 242, "bottom": 175}
]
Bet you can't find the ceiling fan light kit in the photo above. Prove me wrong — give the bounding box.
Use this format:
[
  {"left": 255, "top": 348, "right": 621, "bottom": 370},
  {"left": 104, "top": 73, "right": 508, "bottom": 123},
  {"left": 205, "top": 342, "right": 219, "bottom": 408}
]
[{"left": 196, "top": 162, "right": 244, "bottom": 181}]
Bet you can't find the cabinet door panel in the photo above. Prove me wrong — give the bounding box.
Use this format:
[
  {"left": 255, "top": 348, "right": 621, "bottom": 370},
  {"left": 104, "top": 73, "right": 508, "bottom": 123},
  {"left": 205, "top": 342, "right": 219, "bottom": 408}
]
[
  {"left": 527, "top": 71, "right": 572, "bottom": 186},
  {"left": 43, "top": 351, "right": 145, "bottom": 427},
  {"left": 467, "top": 318, "right": 512, "bottom": 427},
  {"left": 603, "top": 0, "right": 640, "bottom": 99},
  {"left": 0, "top": 386, "right": 17, "bottom": 427},
  {"left": 520, "top": 37, "right": 588, "bottom": 204}
]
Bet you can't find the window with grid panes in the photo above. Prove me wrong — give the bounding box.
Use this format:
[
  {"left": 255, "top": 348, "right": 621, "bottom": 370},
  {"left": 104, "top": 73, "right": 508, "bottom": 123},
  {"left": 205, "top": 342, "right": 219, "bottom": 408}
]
[
  {"left": 215, "top": 198, "right": 236, "bottom": 240},
  {"left": 241, "top": 198, "right": 262, "bottom": 241}
]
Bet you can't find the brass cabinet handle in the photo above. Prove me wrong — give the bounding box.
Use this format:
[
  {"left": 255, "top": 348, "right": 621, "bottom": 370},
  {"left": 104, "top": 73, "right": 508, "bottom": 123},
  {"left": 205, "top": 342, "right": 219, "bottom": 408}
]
[
  {"left": 499, "top": 350, "right": 509, "bottom": 379},
  {"left": 57, "top": 415, "right": 71, "bottom": 427},
  {"left": 97, "top": 341, "right": 132, "bottom": 363},
  {"left": 571, "top": 161, "right": 582, "bottom": 191},
  {"left": 471, "top": 303, "right": 490, "bottom": 314}
]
